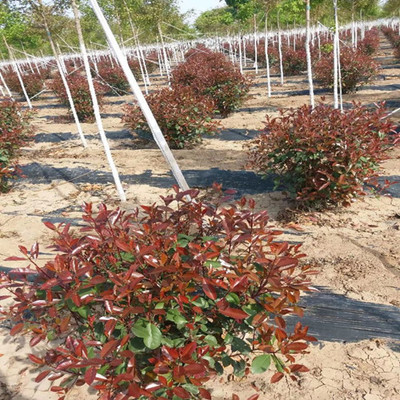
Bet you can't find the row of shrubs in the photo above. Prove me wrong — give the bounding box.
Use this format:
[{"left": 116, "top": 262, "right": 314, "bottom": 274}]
[
  {"left": 382, "top": 26, "right": 400, "bottom": 59},
  {"left": 0, "top": 99, "right": 34, "bottom": 192},
  {"left": 123, "top": 49, "right": 251, "bottom": 148}
]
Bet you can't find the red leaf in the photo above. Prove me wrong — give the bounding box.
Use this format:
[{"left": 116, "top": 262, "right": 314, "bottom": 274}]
[
  {"left": 199, "top": 388, "right": 212, "bottom": 399},
  {"left": 202, "top": 278, "right": 217, "bottom": 300},
  {"left": 100, "top": 339, "right": 119, "bottom": 358},
  {"left": 286, "top": 342, "right": 308, "bottom": 352},
  {"left": 10, "top": 322, "right": 24, "bottom": 336},
  {"left": 183, "top": 363, "right": 206, "bottom": 375},
  {"left": 84, "top": 366, "right": 97, "bottom": 385},
  {"left": 247, "top": 395, "right": 260, "bottom": 400},
  {"left": 35, "top": 370, "right": 50, "bottom": 383},
  {"left": 4, "top": 256, "right": 26, "bottom": 261},
  {"left": 232, "top": 395, "right": 240, "bottom": 400},
  {"left": 270, "top": 372, "right": 284, "bottom": 383},
  {"left": 219, "top": 307, "right": 248, "bottom": 320},
  {"left": 43, "top": 221, "right": 56, "bottom": 230},
  {"left": 173, "top": 387, "right": 191, "bottom": 399},
  {"left": 28, "top": 354, "right": 44, "bottom": 365}
]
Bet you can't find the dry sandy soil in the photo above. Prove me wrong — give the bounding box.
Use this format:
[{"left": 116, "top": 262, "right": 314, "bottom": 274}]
[{"left": 0, "top": 34, "right": 399, "bottom": 399}]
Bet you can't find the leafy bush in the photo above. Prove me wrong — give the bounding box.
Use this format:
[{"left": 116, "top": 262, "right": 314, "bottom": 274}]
[
  {"left": 3, "top": 69, "right": 44, "bottom": 99},
  {"left": 282, "top": 48, "right": 307, "bottom": 76},
  {"left": 247, "top": 103, "right": 397, "bottom": 208},
  {"left": 123, "top": 86, "right": 219, "bottom": 148},
  {"left": 96, "top": 63, "right": 129, "bottom": 95},
  {"left": 246, "top": 41, "right": 279, "bottom": 69},
  {"left": 0, "top": 185, "right": 315, "bottom": 399},
  {"left": 382, "top": 26, "right": 400, "bottom": 59},
  {"left": 314, "top": 47, "right": 378, "bottom": 93},
  {"left": 358, "top": 28, "right": 380, "bottom": 56},
  {"left": 50, "top": 72, "right": 105, "bottom": 122},
  {"left": 172, "top": 51, "right": 251, "bottom": 117},
  {"left": 0, "top": 100, "right": 34, "bottom": 191}
]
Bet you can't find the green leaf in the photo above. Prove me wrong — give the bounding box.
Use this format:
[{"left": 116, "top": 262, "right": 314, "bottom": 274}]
[
  {"left": 77, "top": 306, "right": 89, "bottom": 319},
  {"left": 204, "top": 335, "right": 218, "bottom": 347},
  {"left": 231, "top": 337, "right": 251, "bottom": 354},
  {"left": 226, "top": 292, "right": 240, "bottom": 305},
  {"left": 143, "top": 323, "right": 162, "bottom": 350},
  {"left": 251, "top": 354, "right": 271, "bottom": 374},
  {"left": 132, "top": 319, "right": 148, "bottom": 338},
  {"left": 166, "top": 309, "right": 188, "bottom": 329}
]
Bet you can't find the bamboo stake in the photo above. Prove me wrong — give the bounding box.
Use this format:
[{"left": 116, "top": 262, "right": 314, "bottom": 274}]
[
  {"left": 88, "top": 0, "right": 189, "bottom": 192},
  {"left": 265, "top": 13, "right": 272, "bottom": 98}
]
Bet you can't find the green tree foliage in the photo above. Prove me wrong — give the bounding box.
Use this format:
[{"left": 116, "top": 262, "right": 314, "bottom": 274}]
[{"left": 195, "top": 0, "right": 382, "bottom": 34}]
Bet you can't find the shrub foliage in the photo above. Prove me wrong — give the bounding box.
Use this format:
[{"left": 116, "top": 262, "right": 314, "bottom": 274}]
[
  {"left": 247, "top": 103, "right": 397, "bottom": 208},
  {"left": 0, "top": 99, "right": 34, "bottom": 191},
  {"left": 0, "top": 186, "right": 316, "bottom": 399},
  {"left": 123, "top": 86, "right": 219, "bottom": 149},
  {"left": 172, "top": 50, "right": 250, "bottom": 117},
  {"left": 50, "top": 72, "right": 105, "bottom": 122},
  {"left": 314, "top": 47, "right": 378, "bottom": 93}
]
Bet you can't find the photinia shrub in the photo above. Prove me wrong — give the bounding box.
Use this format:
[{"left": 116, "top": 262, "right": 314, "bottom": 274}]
[
  {"left": 382, "top": 26, "right": 400, "bottom": 59},
  {"left": 50, "top": 72, "right": 105, "bottom": 122},
  {"left": 0, "top": 185, "right": 316, "bottom": 399},
  {"left": 171, "top": 51, "right": 251, "bottom": 117},
  {"left": 3, "top": 70, "right": 45, "bottom": 99},
  {"left": 282, "top": 48, "right": 307, "bottom": 76},
  {"left": 123, "top": 86, "right": 219, "bottom": 149},
  {"left": 358, "top": 28, "right": 380, "bottom": 56},
  {"left": 0, "top": 99, "right": 35, "bottom": 191},
  {"left": 96, "top": 63, "right": 129, "bottom": 95},
  {"left": 314, "top": 47, "right": 379, "bottom": 93},
  {"left": 247, "top": 103, "right": 397, "bottom": 208}
]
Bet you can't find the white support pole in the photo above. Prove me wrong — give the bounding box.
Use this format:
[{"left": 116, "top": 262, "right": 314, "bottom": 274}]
[
  {"left": 265, "top": 14, "right": 272, "bottom": 98},
  {"left": 0, "top": 69, "right": 13, "bottom": 98},
  {"left": 333, "top": 0, "right": 339, "bottom": 109},
  {"left": 277, "top": 12, "right": 284, "bottom": 85},
  {"left": 305, "top": 0, "right": 315, "bottom": 108},
  {"left": 253, "top": 15, "right": 259, "bottom": 74},
  {"left": 71, "top": 0, "right": 125, "bottom": 201},
  {"left": 88, "top": 0, "right": 190, "bottom": 192}
]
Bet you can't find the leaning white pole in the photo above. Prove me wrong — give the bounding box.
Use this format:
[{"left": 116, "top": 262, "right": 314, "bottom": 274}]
[
  {"left": 71, "top": 0, "right": 126, "bottom": 202},
  {"left": 88, "top": 0, "right": 190, "bottom": 191}
]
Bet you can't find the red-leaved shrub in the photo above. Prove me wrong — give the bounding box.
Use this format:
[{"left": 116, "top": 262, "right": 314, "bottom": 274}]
[
  {"left": 123, "top": 86, "right": 219, "bottom": 148},
  {"left": 172, "top": 51, "right": 251, "bottom": 117},
  {"left": 50, "top": 72, "right": 105, "bottom": 122},
  {"left": 247, "top": 103, "right": 397, "bottom": 208},
  {"left": 382, "top": 26, "right": 400, "bottom": 59},
  {"left": 96, "top": 63, "right": 129, "bottom": 95},
  {"left": 314, "top": 47, "right": 378, "bottom": 93},
  {"left": 3, "top": 69, "right": 44, "bottom": 99},
  {"left": 282, "top": 48, "right": 307, "bottom": 76},
  {"left": 0, "top": 185, "right": 315, "bottom": 399},
  {"left": 0, "top": 99, "right": 35, "bottom": 191},
  {"left": 358, "top": 28, "right": 380, "bottom": 56}
]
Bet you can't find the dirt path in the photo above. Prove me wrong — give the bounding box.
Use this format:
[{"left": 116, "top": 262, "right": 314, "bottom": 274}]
[{"left": 0, "top": 33, "right": 399, "bottom": 399}]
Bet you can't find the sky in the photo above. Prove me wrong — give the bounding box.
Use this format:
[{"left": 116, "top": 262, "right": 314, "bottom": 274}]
[{"left": 179, "top": 0, "right": 224, "bottom": 23}]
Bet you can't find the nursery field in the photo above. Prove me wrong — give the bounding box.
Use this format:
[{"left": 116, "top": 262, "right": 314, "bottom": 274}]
[{"left": 0, "top": 31, "right": 400, "bottom": 400}]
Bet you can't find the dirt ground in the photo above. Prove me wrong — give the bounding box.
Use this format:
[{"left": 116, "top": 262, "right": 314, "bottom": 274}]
[{"left": 0, "top": 33, "right": 399, "bottom": 399}]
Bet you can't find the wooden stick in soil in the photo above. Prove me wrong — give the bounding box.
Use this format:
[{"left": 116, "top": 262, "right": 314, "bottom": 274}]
[
  {"left": 88, "top": 0, "right": 190, "bottom": 192},
  {"left": 70, "top": 0, "right": 126, "bottom": 202}
]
